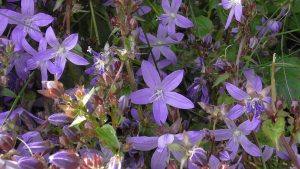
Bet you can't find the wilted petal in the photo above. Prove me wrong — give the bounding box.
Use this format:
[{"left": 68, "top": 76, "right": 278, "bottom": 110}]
[
  {"left": 66, "top": 52, "right": 89, "bottom": 65},
  {"left": 226, "top": 104, "right": 246, "bottom": 120},
  {"left": 32, "top": 13, "right": 54, "bottom": 26},
  {"left": 21, "top": 0, "right": 34, "bottom": 16},
  {"left": 63, "top": 33, "right": 78, "bottom": 51},
  {"left": 153, "top": 100, "right": 168, "bottom": 125},
  {"left": 49, "top": 150, "right": 80, "bottom": 169},
  {"left": 175, "top": 15, "right": 193, "bottom": 28},
  {"left": 141, "top": 60, "right": 161, "bottom": 88},
  {"left": 45, "top": 27, "right": 59, "bottom": 48},
  {"left": 127, "top": 136, "right": 158, "bottom": 151},
  {"left": 212, "top": 129, "right": 232, "bottom": 141},
  {"left": 240, "top": 135, "right": 261, "bottom": 156},
  {"left": 225, "top": 82, "right": 248, "bottom": 101},
  {"left": 162, "top": 70, "right": 183, "bottom": 91},
  {"left": 165, "top": 92, "right": 194, "bottom": 109},
  {"left": 130, "top": 88, "right": 153, "bottom": 105},
  {"left": 151, "top": 148, "right": 169, "bottom": 169}
]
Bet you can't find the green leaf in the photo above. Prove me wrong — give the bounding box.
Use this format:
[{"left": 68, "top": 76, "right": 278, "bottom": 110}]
[
  {"left": 120, "top": 85, "right": 132, "bottom": 96},
  {"left": 95, "top": 124, "right": 120, "bottom": 153},
  {"left": 0, "top": 88, "right": 16, "bottom": 98},
  {"left": 82, "top": 87, "right": 96, "bottom": 106},
  {"left": 213, "top": 73, "right": 230, "bottom": 87},
  {"left": 69, "top": 116, "right": 86, "bottom": 127},
  {"left": 193, "top": 16, "right": 213, "bottom": 37},
  {"left": 257, "top": 117, "right": 285, "bottom": 149}
]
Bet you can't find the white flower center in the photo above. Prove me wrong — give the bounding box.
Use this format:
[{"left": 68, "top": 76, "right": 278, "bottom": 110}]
[
  {"left": 233, "top": 129, "right": 242, "bottom": 138},
  {"left": 150, "top": 89, "right": 164, "bottom": 102},
  {"left": 231, "top": 0, "right": 241, "bottom": 5},
  {"left": 170, "top": 13, "right": 177, "bottom": 19},
  {"left": 57, "top": 46, "right": 66, "bottom": 56}
]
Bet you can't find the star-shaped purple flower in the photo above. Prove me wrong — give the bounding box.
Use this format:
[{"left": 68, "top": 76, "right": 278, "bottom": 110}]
[
  {"left": 35, "top": 26, "right": 89, "bottom": 79},
  {"left": 130, "top": 60, "right": 194, "bottom": 125},
  {"left": 221, "top": 0, "right": 243, "bottom": 30},
  {"left": 212, "top": 118, "right": 261, "bottom": 159},
  {"left": 8, "top": 0, "right": 54, "bottom": 42},
  {"left": 159, "top": 0, "right": 193, "bottom": 34}
]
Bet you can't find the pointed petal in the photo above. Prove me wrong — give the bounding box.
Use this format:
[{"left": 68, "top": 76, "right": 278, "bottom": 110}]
[
  {"left": 153, "top": 100, "right": 168, "bottom": 125},
  {"left": 22, "top": 0, "right": 34, "bottom": 16},
  {"left": 38, "top": 38, "right": 47, "bottom": 52},
  {"left": 162, "top": 70, "right": 183, "bottom": 91},
  {"left": 167, "top": 21, "right": 176, "bottom": 34},
  {"left": 22, "top": 38, "right": 37, "bottom": 56},
  {"left": 158, "top": 134, "right": 174, "bottom": 149},
  {"left": 165, "top": 92, "right": 194, "bottom": 109},
  {"left": 209, "top": 155, "right": 220, "bottom": 169},
  {"left": 225, "top": 8, "right": 234, "bottom": 30},
  {"left": 63, "top": 34, "right": 78, "bottom": 51},
  {"left": 160, "top": 46, "right": 177, "bottom": 63},
  {"left": 238, "top": 118, "right": 260, "bottom": 135},
  {"left": 161, "top": 0, "right": 171, "bottom": 13},
  {"left": 26, "top": 59, "right": 38, "bottom": 70},
  {"left": 41, "top": 65, "right": 48, "bottom": 81},
  {"left": 234, "top": 5, "right": 242, "bottom": 22},
  {"left": 263, "top": 146, "right": 273, "bottom": 161},
  {"left": 226, "top": 104, "right": 246, "bottom": 120},
  {"left": 225, "top": 82, "right": 248, "bottom": 101},
  {"left": 228, "top": 138, "right": 239, "bottom": 159},
  {"left": 212, "top": 129, "right": 232, "bottom": 141},
  {"left": 28, "top": 25, "right": 43, "bottom": 42},
  {"left": 157, "top": 24, "right": 168, "bottom": 38},
  {"left": 171, "top": 0, "right": 182, "bottom": 12},
  {"left": 127, "top": 136, "right": 158, "bottom": 151},
  {"left": 47, "top": 61, "right": 60, "bottom": 75},
  {"left": 151, "top": 148, "right": 169, "bottom": 169},
  {"left": 240, "top": 135, "right": 261, "bottom": 156},
  {"left": 32, "top": 13, "right": 54, "bottom": 26},
  {"left": 141, "top": 60, "right": 161, "bottom": 88},
  {"left": 66, "top": 52, "right": 89, "bottom": 65},
  {"left": 130, "top": 88, "right": 153, "bottom": 105},
  {"left": 0, "top": 16, "right": 8, "bottom": 36},
  {"left": 243, "top": 69, "right": 262, "bottom": 92},
  {"left": 33, "top": 49, "right": 56, "bottom": 61},
  {"left": 152, "top": 48, "right": 161, "bottom": 60},
  {"left": 175, "top": 15, "right": 193, "bottom": 28},
  {"left": 54, "top": 56, "right": 67, "bottom": 79},
  {"left": 46, "top": 27, "right": 59, "bottom": 48}
]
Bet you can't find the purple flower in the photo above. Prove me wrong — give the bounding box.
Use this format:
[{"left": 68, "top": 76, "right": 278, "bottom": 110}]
[
  {"left": 0, "top": 10, "right": 10, "bottom": 36},
  {"left": 8, "top": 0, "right": 53, "bottom": 42},
  {"left": 35, "top": 27, "right": 89, "bottom": 79},
  {"left": 187, "top": 77, "right": 209, "bottom": 103},
  {"left": 136, "top": 56, "right": 171, "bottom": 78},
  {"left": 23, "top": 38, "right": 59, "bottom": 81},
  {"left": 18, "top": 157, "right": 44, "bottom": 169},
  {"left": 48, "top": 113, "right": 73, "bottom": 126},
  {"left": 211, "top": 118, "right": 261, "bottom": 159},
  {"left": 257, "top": 18, "right": 282, "bottom": 37},
  {"left": 159, "top": 0, "right": 193, "bottom": 34},
  {"left": 225, "top": 69, "right": 271, "bottom": 120},
  {"left": 139, "top": 24, "right": 183, "bottom": 63},
  {"left": 127, "top": 131, "right": 205, "bottom": 169},
  {"left": 130, "top": 60, "right": 194, "bottom": 125},
  {"left": 49, "top": 150, "right": 80, "bottom": 168},
  {"left": 221, "top": 0, "right": 243, "bottom": 30}
]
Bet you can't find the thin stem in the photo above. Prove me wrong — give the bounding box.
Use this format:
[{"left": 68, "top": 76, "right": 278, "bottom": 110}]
[
  {"left": 89, "top": 0, "right": 101, "bottom": 46},
  {"left": 0, "top": 72, "right": 34, "bottom": 129},
  {"left": 65, "top": 0, "right": 72, "bottom": 35},
  {"left": 104, "top": 62, "right": 124, "bottom": 100},
  {"left": 125, "top": 60, "right": 136, "bottom": 90},
  {"left": 280, "top": 135, "right": 300, "bottom": 169},
  {"left": 235, "top": 36, "right": 246, "bottom": 80}
]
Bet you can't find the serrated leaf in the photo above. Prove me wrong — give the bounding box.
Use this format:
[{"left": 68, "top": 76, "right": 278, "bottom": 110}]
[
  {"left": 257, "top": 117, "right": 285, "bottom": 149},
  {"left": 69, "top": 116, "right": 86, "bottom": 127},
  {"left": 193, "top": 16, "right": 213, "bottom": 37},
  {"left": 213, "top": 73, "right": 230, "bottom": 87},
  {"left": 95, "top": 124, "right": 120, "bottom": 153},
  {"left": 0, "top": 88, "right": 16, "bottom": 98}
]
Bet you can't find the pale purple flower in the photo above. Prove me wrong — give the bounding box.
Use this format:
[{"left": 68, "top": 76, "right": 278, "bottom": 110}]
[
  {"left": 23, "top": 38, "right": 59, "bottom": 81},
  {"left": 49, "top": 150, "right": 80, "bottom": 168},
  {"left": 35, "top": 26, "right": 89, "bottom": 79},
  {"left": 225, "top": 69, "right": 271, "bottom": 120},
  {"left": 211, "top": 118, "right": 261, "bottom": 159},
  {"left": 130, "top": 60, "right": 194, "bottom": 125},
  {"left": 257, "top": 18, "right": 282, "bottom": 37},
  {"left": 221, "top": 0, "right": 243, "bottom": 30},
  {"left": 159, "top": 0, "right": 193, "bottom": 34},
  {"left": 127, "top": 131, "right": 205, "bottom": 169},
  {"left": 8, "top": 0, "right": 53, "bottom": 42},
  {"left": 0, "top": 10, "right": 10, "bottom": 36},
  {"left": 139, "top": 24, "right": 183, "bottom": 63}
]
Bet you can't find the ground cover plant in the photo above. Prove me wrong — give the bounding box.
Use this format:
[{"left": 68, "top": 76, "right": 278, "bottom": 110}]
[{"left": 0, "top": 0, "right": 300, "bottom": 168}]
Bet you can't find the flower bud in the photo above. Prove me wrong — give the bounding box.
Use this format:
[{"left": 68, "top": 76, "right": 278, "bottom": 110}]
[
  {"left": 48, "top": 113, "right": 73, "bottom": 126},
  {"left": 291, "top": 101, "right": 299, "bottom": 114},
  {"left": 0, "top": 132, "right": 15, "bottom": 152},
  {"left": 18, "top": 157, "right": 44, "bottom": 169},
  {"left": 63, "top": 126, "right": 79, "bottom": 141},
  {"left": 129, "top": 18, "right": 138, "bottom": 30},
  {"left": 189, "top": 148, "right": 207, "bottom": 167},
  {"left": 49, "top": 150, "right": 80, "bottom": 169}
]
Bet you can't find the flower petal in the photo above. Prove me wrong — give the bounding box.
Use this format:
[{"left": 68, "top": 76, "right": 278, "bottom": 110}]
[
  {"left": 165, "top": 92, "right": 194, "bottom": 109},
  {"left": 243, "top": 69, "right": 262, "bottom": 92},
  {"left": 130, "top": 88, "right": 153, "bottom": 105},
  {"left": 151, "top": 148, "right": 169, "bottom": 169},
  {"left": 175, "top": 15, "right": 193, "bottom": 28},
  {"left": 240, "top": 135, "right": 262, "bottom": 156},
  {"left": 225, "top": 7, "right": 234, "bottom": 30},
  {"left": 234, "top": 5, "right": 242, "bottom": 22},
  {"left": 153, "top": 100, "right": 168, "bottom": 125},
  {"left": 211, "top": 129, "right": 232, "bottom": 141},
  {"left": 171, "top": 0, "right": 182, "bottom": 12},
  {"left": 226, "top": 104, "right": 246, "bottom": 120},
  {"left": 66, "top": 52, "right": 89, "bottom": 65},
  {"left": 160, "top": 46, "right": 177, "bottom": 63},
  {"left": 32, "top": 13, "right": 54, "bottom": 26},
  {"left": 63, "top": 33, "right": 78, "bottom": 51},
  {"left": 225, "top": 82, "right": 248, "bottom": 101},
  {"left": 141, "top": 60, "right": 161, "bottom": 88},
  {"left": 228, "top": 138, "right": 239, "bottom": 160},
  {"left": 45, "top": 27, "right": 59, "bottom": 48},
  {"left": 162, "top": 70, "right": 183, "bottom": 91},
  {"left": 21, "top": 0, "right": 34, "bottom": 16},
  {"left": 127, "top": 136, "right": 158, "bottom": 151},
  {"left": 158, "top": 134, "right": 174, "bottom": 149},
  {"left": 161, "top": 0, "right": 171, "bottom": 13}
]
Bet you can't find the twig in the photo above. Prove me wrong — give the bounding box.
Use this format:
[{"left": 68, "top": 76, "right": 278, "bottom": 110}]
[{"left": 65, "top": 0, "right": 72, "bottom": 35}]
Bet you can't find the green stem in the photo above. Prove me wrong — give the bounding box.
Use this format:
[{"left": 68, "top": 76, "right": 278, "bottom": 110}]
[
  {"left": 89, "top": 0, "right": 101, "bottom": 46},
  {"left": 0, "top": 72, "right": 34, "bottom": 128}
]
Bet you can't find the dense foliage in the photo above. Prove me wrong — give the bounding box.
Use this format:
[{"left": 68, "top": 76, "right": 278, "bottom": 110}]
[{"left": 0, "top": 0, "right": 300, "bottom": 168}]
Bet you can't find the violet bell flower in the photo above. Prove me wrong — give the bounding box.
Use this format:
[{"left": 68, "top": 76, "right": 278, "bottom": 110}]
[
  {"left": 8, "top": 0, "right": 54, "bottom": 42},
  {"left": 225, "top": 69, "right": 271, "bottom": 120},
  {"left": 34, "top": 26, "right": 89, "bottom": 79},
  {"left": 211, "top": 118, "right": 261, "bottom": 159},
  {"left": 221, "top": 0, "right": 243, "bottom": 30},
  {"left": 159, "top": 0, "right": 193, "bottom": 34},
  {"left": 130, "top": 60, "right": 194, "bottom": 125}
]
